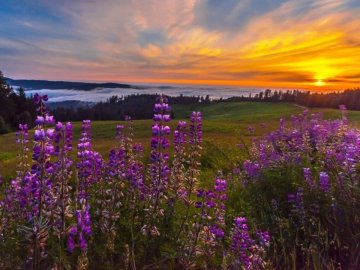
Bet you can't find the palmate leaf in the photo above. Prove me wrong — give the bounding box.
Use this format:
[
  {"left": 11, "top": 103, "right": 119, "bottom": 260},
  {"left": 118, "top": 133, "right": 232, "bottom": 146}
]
[{"left": 19, "top": 217, "right": 51, "bottom": 263}]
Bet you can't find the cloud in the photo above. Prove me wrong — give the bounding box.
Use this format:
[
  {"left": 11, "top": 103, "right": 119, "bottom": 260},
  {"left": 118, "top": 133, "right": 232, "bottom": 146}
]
[
  {"left": 0, "top": 0, "right": 359, "bottom": 89},
  {"left": 194, "top": 0, "right": 287, "bottom": 31},
  {"left": 23, "top": 85, "right": 268, "bottom": 103}
]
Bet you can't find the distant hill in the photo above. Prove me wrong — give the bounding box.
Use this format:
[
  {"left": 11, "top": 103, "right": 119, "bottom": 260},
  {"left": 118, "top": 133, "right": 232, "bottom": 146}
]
[{"left": 5, "top": 78, "right": 136, "bottom": 91}]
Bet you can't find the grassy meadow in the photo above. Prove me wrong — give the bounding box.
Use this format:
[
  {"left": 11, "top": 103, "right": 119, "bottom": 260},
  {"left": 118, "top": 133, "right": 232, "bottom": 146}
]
[
  {"left": 0, "top": 101, "right": 352, "bottom": 180},
  {"left": 2, "top": 100, "right": 360, "bottom": 269}
]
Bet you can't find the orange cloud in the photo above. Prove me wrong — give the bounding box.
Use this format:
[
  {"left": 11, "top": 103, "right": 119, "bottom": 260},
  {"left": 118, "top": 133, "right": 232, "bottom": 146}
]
[{"left": 1, "top": 0, "right": 359, "bottom": 90}]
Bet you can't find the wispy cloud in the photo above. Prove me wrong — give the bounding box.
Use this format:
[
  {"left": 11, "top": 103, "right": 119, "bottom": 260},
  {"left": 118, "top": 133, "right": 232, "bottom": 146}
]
[{"left": 0, "top": 0, "right": 359, "bottom": 89}]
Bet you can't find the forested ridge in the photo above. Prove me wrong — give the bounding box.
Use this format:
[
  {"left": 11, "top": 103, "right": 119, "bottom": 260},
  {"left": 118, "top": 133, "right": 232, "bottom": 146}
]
[
  {"left": 0, "top": 71, "right": 36, "bottom": 134},
  {"left": 1, "top": 69, "right": 360, "bottom": 134}
]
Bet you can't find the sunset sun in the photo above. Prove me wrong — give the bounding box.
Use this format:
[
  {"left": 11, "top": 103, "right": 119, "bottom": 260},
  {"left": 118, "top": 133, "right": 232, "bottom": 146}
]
[
  {"left": 315, "top": 79, "right": 325, "bottom": 87},
  {"left": 1, "top": 0, "right": 360, "bottom": 90}
]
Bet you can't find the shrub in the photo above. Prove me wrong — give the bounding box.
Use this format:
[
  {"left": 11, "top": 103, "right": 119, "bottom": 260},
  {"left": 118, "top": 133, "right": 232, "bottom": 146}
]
[
  {"left": 231, "top": 108, "right": 360, "bottom": 269},
  {"left": 0, "top": 94, "right": 269, "bottom": 269}
]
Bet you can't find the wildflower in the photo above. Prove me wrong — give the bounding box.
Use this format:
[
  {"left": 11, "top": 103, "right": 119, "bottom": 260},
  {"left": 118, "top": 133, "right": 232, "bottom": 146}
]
[
  {"left": 229, "top": 217, "right": 254, "bottom": 268},
  {"left": 303, "top": 167, "right": 314, "bottom": 188},
  {"left": 319, "top": 171, "right": 331, "bottom": 192},
  {"left": 67, "top": 235, "right": 75, "bottom": 253},
  {"left": 34, "top": 129, "right": 46, "bottom": 141},
  {"left": 190, "top": 112, "right": 202, "bottom": 144}
]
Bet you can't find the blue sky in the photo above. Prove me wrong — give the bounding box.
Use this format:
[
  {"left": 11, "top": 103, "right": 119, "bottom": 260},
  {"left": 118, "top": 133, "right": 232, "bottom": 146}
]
[{"left": 0, "top": 0, "right": 359, "bottom": 89}]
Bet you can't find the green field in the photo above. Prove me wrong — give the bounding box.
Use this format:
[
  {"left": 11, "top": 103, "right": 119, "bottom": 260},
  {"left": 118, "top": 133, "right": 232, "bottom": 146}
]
[{"left": 0, "top": 102, "right": 354, "bottom": 180}]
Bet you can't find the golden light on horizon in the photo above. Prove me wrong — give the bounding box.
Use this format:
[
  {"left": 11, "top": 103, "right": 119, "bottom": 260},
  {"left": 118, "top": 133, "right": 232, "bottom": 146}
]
[
  {"left": 2, "top": 1, "right": 360, "bottom": 90},
  {"left": 315, "top": 79, "right": 325, "bottom": 87}
]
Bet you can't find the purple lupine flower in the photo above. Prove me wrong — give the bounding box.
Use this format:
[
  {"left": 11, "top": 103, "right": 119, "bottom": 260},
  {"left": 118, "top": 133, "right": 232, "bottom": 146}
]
[
  {"left": 214, "top": 178, "right": 227, "bottom": 192},
  {"left": 35, "top": 116, "right": 45, "bottom": 126},
  {"left": 68, "top": 203, "right": 92, "bottom": 253},
  {"left": 5, "top": 93, "right": 58, "bottom": 267},
  {"left": 67, "top": 235, "right": 76, "bottom": 253},
  {"left": 229, "top": 217, "right": 254, "bottom": 268},
  {"left": 15, "top": 123, "right": 30, "bottom": 181},
  {"left": 210, "top": 178, "right": 227, "bottom": 239},
  {"left": 319, "top": 171, "right": 331, "bottom": 193},
  {"left": 257, "top": 230, "right": 270, "bottom": 248},
  {"left": 190, "top": 111, "right": 202, "bottom": 144},
  {"left": 50, "top": 119, "right": 74, "bottom": 242},
  {"left": 16, "top": 124, "right": 29, "bottom": 143},
  {"left": 65, "top": 122, "right": 73, "bottom": 151},
  {"left": 69, "top": 226, "right": 77, "bottom": 236},
  {"left": 82, "top": 206, "right": 92, "bottom": 236},
  {"left": 55, "top": 121, "right": 63, "bottom": 131},
  {"left": 184, "top": 177, "right": 228, "bottom": 265},
  {"left": 174, "top": 121, "right": 187, "bottom": 146},
  {"left": 303, "top": 168, "right": 314, "bottom": 189},
  {"left": 79, "top": 233, "right": 87, "bottom": 251},
  {"left": 67, "top": 226, "right": 78, "bottom": 253},
  {"left": 149, "top": 96, "right": 171, "bottom": 190},
  {"left": 34, "top": 129, "right": 46, "bottom": 142},
  {"left": 170, "top": 120, "right": 188, "bottom": 202},
  {"left": 108, "top": 123, "right": 127, "bottom": 178},
  {"left": 288, "top": 188, "right": 305, "bottom": 223},
  {"left": 45, "top": 115, "right": 55, "bottom": 125},
  {"left": 196, "top": 189, "right": 204, "bottom": 197},
  {"left": 195, "top": 201, "right": 202, "bottom": 208},
  {"left": 144, "top": 96, "right": 172, "bottom": 237},
  {"left": 243, "top": 160, "right": 260, "bottom": 178},
  {"left": 195, "top": 178, "right": 227, "bottom": 241},
  {"left": 34, "top": 93, "right": 41, "bottom": 104},
  {"left": 30, "top": 94, "right": 56, "bottom": 219},
  {"left": 210, "top": 225, "right": 225, "bottom": 238},
  {"left": 229, "top": 217, "right": 270, "bottom": 268},
  {"left": 185, "top": 111, "right": 203, "bottom": 199},
  {"left": 77, "top": 120, "right": 103, "bottom": 199},
  {"left": 46, "top": 128, "right": 55, "bottom": 139}
]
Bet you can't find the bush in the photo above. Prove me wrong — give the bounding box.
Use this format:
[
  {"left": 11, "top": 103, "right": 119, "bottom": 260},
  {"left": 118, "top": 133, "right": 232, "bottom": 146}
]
[
  {"left": 232, "top": 108, "right": 360, "bottom": 269},
  {"left": 1, "top": 95, "right": 359, "bottom": 269},
  {"left": 0, "top": 94, "right": 269, "bottom": 269}
]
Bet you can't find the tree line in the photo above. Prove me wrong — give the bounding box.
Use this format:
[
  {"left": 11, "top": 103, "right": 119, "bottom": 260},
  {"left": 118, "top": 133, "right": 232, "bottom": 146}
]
[
  {"left": 1, "top": 69, "right": 360, "bottom": 134},
  {"left": 224, "top": 88, "right": 360, "bottom": 110},
  {"left": 51, "top": 88, "right": 360, "bottom": 122},
  {"left": 0, "top": 71, "right": 36, "bottom": 134},
  {"left": 52, "top": 94, "right": 211, "bottom": 121}
]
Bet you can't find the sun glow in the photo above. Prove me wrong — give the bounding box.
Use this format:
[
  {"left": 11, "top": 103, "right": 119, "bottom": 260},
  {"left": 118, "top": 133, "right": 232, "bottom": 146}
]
[
  {"left": 315, "top": 79, "right": 325, "bottom": 87},
  {"left": 2, "top": 0, "right": 360, "bottom": 90}
]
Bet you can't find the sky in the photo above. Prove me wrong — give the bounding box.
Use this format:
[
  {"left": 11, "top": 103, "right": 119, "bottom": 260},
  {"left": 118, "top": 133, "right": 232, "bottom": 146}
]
[{"left": 0, "top": 0, "right": 359, "bottom": 90}]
